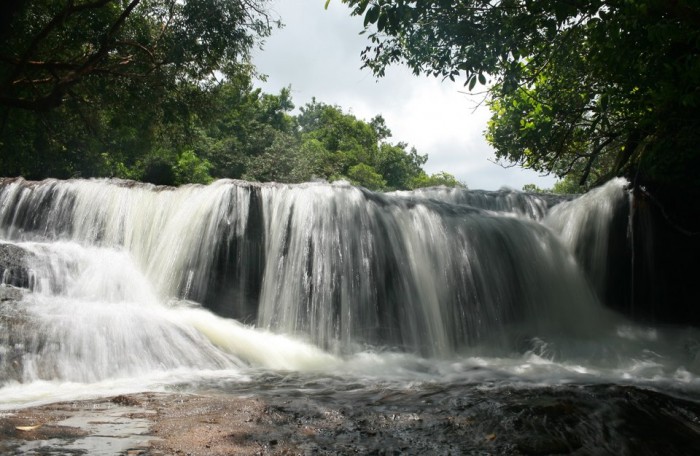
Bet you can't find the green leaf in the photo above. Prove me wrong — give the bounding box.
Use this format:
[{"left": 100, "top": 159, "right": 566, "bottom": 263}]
[
  {"left": 365, "top": 5, "right": 380, "bottom": 27},
  {"left": 478, "top": 73, "right": 486, "bottom": 85},
  {"left": 357, "top": 0, "right": 370, "bottom": 14},
  {"left": 378, "top": 12, "right": 388, "bottom": 31},
  {"left": 468, "top": 75, "right": 477, "bottom": 91},
  {"left": 324, "top": 0, "right": 331, "bottom": 10}
]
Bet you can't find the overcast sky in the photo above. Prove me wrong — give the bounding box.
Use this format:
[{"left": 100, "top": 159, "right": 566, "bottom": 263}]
[{"left": 252, "top": 0, "right": 557, "bottom": 191}]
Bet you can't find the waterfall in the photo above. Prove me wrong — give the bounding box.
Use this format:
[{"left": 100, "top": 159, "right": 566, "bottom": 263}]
[
  {"left": 255, "top": 182, "right": 604, "bottom": 355},
  {"left": 544, "top": 177, "right": 630, "bottom": 295},
  {"left": 4, "top": 175, "right": 683, "bottom": 393}
]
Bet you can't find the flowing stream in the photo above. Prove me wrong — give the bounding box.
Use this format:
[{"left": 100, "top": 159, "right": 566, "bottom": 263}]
[{"left": 0, "top": 177, "right": 699, "bottom": 452}]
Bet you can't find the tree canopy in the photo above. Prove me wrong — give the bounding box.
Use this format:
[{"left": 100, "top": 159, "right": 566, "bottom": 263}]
[
  {"left": 0, "top": 0, "right": 275, "bottom": 180},
  {"left": 341, "top": 0, "right": 700, "bottom": 194},
  {"left": 0, "top": 0, "right": 274, "bottom": 111},
  {"left": 0, "top": 1, "right": 462, "bottom": 191}
]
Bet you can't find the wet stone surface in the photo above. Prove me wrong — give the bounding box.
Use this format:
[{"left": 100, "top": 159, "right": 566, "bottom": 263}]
[
  {"left": 1, "top": 383, "right": 699, "bottom": 455},
  {"left": 0, "top": 396, "right": 154, "bottom": 456}
]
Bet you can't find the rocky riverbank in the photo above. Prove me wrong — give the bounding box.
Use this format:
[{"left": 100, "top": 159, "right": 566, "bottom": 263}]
[{"left": 1, "top": 383, "right": 700, "bottom": 455}]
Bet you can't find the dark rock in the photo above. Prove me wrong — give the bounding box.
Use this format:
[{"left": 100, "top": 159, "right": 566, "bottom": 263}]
[
  {"left": 0, "top": 285, "right": 23, "bottom": 302},
  {"left": 602, "top": 186, "right": 700, "bottom": 326},
  {"left": 0, "top": 300, "right": 29, "bottom": 383},
  {"left": 111, "top": 395, "right": 142, "bottom": 407},
  {"left": 0, "top": 246, "right": 32, "bottom": 384},
  {"left": 0, "top": 242, "right": 34, "bottom": 289}
]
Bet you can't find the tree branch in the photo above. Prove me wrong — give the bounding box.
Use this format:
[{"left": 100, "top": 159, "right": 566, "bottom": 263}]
[{"left": 5, "top": 0, "right": 117, "bottom": 87}]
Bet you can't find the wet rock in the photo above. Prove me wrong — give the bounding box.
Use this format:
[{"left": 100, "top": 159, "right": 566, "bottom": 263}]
[
  {"left": 0, "top": 285, "right": 22, "bottom": 302},
  {"left": 0, "top": 243, "right": 34, "bottom": 289},
  {"left": 112, "top": 395, "right": 143, "bottom": 407},
  {"left": 0, "top": 290, "right": 32, "bottom": 383},
  {"left": 2, "top": 385, "right": 700, "bottom": 455},
  {"left": 0, "top": 396, "right": 151, "bottom": 455}
]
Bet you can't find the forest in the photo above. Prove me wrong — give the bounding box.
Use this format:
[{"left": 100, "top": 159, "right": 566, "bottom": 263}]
[{"left": 0, "top": 0, "right": 462, "bottom": 191}]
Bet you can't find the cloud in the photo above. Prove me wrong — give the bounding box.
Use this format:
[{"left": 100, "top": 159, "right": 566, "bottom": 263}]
[{"left": 252, "top": 0, "right": 557, "bottom": 190}]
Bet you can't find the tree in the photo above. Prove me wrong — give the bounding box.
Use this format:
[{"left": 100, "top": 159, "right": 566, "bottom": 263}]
[
  {"left": 369, "top": 114, "right": 392, "bottom": 141},
  {"left": 298, "top": 100, "right": 379, "bottom": 179},
  {"left": 375, "top": 142, "right": 426, "bottom": 190},
  {"left": 0, "top": 0, "right": 277, "bottom": 180},
  {"left": 243, "top": 130, "right": 309, "bottom": 183},
  {"left": 0, "top": 0, "right": 275, "bottom": 111},
  {"left": 174, "top": 150, "right": 213, "bottom": 185},
  {"left": 295, "top": 100, "right": 462, "bottom": 190},
  {"left": 199, "top": 77, "right": 297, "bottom": 179},
  {"left": 410, "top": 171, "right": 465, "bottom": 189},
  {"left": 347, "top": 163, "right": 386, "bottom": 190},
  {"left": 521, "top": 183, "right": 545, "bottom": 194},
  {"left": 341, "top": 0, "right": 700, "bottom": 193}
]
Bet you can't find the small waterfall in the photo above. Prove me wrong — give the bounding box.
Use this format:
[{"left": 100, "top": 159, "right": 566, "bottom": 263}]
[
  {"left": 544, "top": 178, "right": 631, "bottom": 302},
  {"left": 0, "top": 178, "right": 262, "bottom": 318}
]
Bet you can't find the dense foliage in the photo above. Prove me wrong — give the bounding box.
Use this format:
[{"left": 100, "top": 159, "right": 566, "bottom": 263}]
[
  {"left": 0, "top": 0, "right": 273, "bottom": 111},
  {"left": 0, "top": 0, "right": 274, "bottom": 181},
  {"left": 0, "top": 0, "right": 461, "bottom": 190},
  {"left": 341, "top": 0, "right": 700, "bottom": 194}
]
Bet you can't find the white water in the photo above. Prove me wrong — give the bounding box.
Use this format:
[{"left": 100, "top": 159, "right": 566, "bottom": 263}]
[{"left": 1, "top": 177, "right": 699, "bottom": 410}]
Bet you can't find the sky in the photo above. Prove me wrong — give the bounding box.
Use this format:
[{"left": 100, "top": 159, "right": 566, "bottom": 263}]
[{"left": 252, "top": 0, "right": 557, "bottom": 191}]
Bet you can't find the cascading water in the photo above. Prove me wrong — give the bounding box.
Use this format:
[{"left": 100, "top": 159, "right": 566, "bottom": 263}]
[
  {"left": 256, "top": 182, "right": 603, "bottom": 356},
  {"left": 544, "top": 178, "right": 631, "bottom": 295},
  {"left": 0, "top": 176, "right": 698, "bottom": 415}
]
